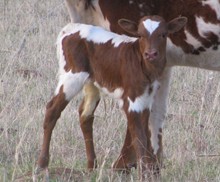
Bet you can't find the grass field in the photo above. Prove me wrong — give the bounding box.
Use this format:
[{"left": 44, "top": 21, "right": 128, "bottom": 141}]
[{"left": 0, "top": 0, "right": 220, "bottom": 181}]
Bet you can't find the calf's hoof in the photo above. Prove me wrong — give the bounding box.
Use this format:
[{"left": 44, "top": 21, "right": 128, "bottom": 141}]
[
  {"left": 112, "top": 160, "right": 137, "bottom": 174},
  {"left": 87, "top": 159, "right": 98, "bottom": 172},
  {"left": 33, "top": 166, "right": 49, "bottom": 182}
]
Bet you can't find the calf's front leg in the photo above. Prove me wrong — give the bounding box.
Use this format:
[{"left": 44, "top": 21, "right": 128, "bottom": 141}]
[
  {"left": 113, "top": 68, "right": 172, "bottom": 174},
  {"left": 112, "top": 126, "right": 136, "bottom": 172},
  {"left": 125, "top": 109, "right": 151, "bottom": 181}
]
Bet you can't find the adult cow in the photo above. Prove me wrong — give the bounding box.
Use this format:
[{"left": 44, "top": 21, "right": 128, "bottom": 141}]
[{"left": 36, "top": 0, "right": 220, "bottom": 177}]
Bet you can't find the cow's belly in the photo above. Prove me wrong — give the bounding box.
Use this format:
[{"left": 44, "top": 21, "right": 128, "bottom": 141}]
[{"left": 166, "top": 39, "right": 220, "bottom": 71}]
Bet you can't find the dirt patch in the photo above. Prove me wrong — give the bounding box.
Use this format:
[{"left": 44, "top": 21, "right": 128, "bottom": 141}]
[{"left": 14, "top": 69, "right": 42, "bottom": 79}]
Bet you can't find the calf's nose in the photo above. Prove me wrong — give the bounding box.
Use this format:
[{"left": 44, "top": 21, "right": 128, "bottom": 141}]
[{"left": 144, "top": 49, "right": 158, "bottom": 61}]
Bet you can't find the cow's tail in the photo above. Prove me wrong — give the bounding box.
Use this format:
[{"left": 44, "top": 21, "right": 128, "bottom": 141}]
[{"left": 65, "top": 0, "right": 95, "bottom": 23}]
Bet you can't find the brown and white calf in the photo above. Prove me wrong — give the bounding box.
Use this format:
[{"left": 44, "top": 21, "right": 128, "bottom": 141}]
[
  {"left": 64, "top": 0, "right": 220, "bottom": 172},
  {"left": 35, "top": 16, "right": 187, "bottom": 180}
]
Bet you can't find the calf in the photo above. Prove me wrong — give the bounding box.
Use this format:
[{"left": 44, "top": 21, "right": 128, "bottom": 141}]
[
  {"left": 35, "top": 15, "right": 187, "bottom": 180},
  {"left": 64, "top": 0, "right": 220, "bottom": 173}
]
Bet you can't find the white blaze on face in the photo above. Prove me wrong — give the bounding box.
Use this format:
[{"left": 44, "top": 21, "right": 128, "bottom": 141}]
[{"left": 143, "top": 19, "right": 160, "bottom": 35}]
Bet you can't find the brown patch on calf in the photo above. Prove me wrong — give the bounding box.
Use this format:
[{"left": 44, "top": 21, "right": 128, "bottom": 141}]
[{"left": 62, "top": 32, "right": 90, "bottom": 73}]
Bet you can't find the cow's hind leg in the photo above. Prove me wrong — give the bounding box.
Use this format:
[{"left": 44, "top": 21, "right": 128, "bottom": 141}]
[
  {"left": 34, "top": 72, "right": 89, "bottom": 181},
  {"left": 147, "top": 68, "right": 172, "bottom": 176},
  {"left": 78, "top": 82, "right": 100, "bottom": 170}
]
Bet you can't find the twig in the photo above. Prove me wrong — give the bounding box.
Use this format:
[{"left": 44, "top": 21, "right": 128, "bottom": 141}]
[{"left": 196, "top": 154, "right": 220, "bottom": 157}]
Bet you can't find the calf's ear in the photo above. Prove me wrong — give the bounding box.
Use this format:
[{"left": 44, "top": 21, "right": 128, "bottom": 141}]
[
  {"left": 167, "top": 17, "right": 187, "bottom": 34},
  {"left": 118, "top": 19, "right": 139, "bottom": 36}
]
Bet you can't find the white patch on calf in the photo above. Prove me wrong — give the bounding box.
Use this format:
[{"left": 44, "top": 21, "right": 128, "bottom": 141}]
[
  {"left": 195, "top": 16, "right": 220, "bottom": 38},
  {"left": 202, "top": 0, "right": 220, "bottom": 20},
  {"left": 111, "top": 35, "right": 137, "bottom": 47},
  {"left": 58, "top": 23, "right": 137, "bottom": 49},
  {"left": 143, "top": 19, "right": 160, "bottom": 35},
  {"left": 94, "top": 82, "right": 124, "bottom": 108},
  {"left": 55, "top": 71, "right": 89, "bottom": 101},
  {"left": 128, "top": 81, "right": 160, "bottom": 113},
  {"left": 80, "top": 25, "right": 137, "bottom": 47},
  {"left": 56, "top": 31, "right": 90, "bottom": 101}
]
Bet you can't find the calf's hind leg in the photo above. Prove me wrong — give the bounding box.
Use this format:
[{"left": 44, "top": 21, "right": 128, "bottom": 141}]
[
  {"left": 36, "top": 88, "right": 69, "bottom": 172},
  {"left": 78, "top": 82, "right": 100, "bottom": 170},
  {"left": 34, "top": 72, "right": 89, "bottom": 180}
]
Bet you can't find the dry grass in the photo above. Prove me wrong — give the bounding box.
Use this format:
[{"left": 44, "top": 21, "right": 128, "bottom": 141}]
[{"left": 0, "top": 0, "right": 220, "bottom": 181}]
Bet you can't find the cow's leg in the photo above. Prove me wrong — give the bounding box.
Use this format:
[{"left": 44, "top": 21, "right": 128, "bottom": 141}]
[
  {"left": 113, "top": 68, "right": 172, "bottom": 173},
  {"left": 34, "top": 72, "right": 89, "bottom": 181},
  {"left": 148, "top": 68, "right": 172, "bottom": 173},
  {"left": 65, "top": 0, "right": 82, "bottom": 23},
  {"left": 65, "top": 0, "right": 95, "bottom": 24},
  {"left": 78, "top": 82, "right": 100, "bottom": 170}
]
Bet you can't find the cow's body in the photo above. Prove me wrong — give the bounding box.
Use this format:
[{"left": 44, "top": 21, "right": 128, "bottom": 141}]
[
  {"left": 65, "top": 0, "right": 220, "bottom": 70},
  {"left": 62, "top": 1, "right": 220, "bottom": 172}
]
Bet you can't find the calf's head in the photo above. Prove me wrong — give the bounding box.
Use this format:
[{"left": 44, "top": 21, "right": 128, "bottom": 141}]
[{"left": 118, "top": 16, "right": 187, "bottom": 63}]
